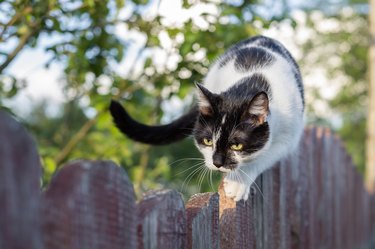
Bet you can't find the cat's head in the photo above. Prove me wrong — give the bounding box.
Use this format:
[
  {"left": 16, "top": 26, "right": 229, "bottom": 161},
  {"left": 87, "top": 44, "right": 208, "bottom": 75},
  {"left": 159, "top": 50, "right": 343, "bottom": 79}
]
[{"left": 193, "top": 83, "right": 270, "bottom": 173}]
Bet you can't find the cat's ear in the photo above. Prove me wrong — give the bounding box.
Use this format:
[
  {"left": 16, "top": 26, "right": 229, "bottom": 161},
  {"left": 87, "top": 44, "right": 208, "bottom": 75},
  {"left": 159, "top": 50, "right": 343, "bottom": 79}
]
[
  {"left": 246, "top": 92, "right": 269, "bottom": 125},
  {"left": 195, "top": 83, "right": 217, "bottom": 116}
]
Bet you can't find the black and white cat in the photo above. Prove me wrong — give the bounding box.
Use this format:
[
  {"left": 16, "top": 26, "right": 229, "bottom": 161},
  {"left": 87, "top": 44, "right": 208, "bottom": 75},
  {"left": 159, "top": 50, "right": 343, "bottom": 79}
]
[{"left": 110, "top": 36, "right": 304, "bottom": 201}]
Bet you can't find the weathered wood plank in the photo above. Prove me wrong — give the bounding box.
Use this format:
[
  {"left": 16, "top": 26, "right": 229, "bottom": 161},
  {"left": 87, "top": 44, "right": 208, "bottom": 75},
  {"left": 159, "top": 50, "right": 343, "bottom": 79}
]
[
  {"left": 287, "top": 142, "right": 303, "bottom": 249},
  {"left": 355, "top": 170, "right": 362, "bottom": 247},
  {"left": 42, "top": 160, "right": 137, "bottom": 249},
  {"left": 219, "top": 175, "right": 263, "bottom": 249},
  {"left": 0, "top": 111, "right": 43, "bottom": 249},
  {"left": 137, "top": 189, "right": 186, "bottom": 249},
  {"left": 262, "top": 165, "right": 280, "bottom": 249},
  {"left": 186, "top": 192, "right": 219, "bottom": 249},
  {"left": 279, "top": 156, "right": 292, "bottom": 249},
  {"left": 252, "top": 177, "right": 264, "bottom": 249},
  {"left": 307, "top": 127, "right": 318, "bottom": 249},
  {"left": 370, "top": 196, "right": 375, "bottom": 248},
  {"left": 359, "top": 180, "right": 370, "bottom": 249},
  {"left": 237, "top": 179, "right": 263, "bottom": 249},
  {"left": 218, "top": 181, "right": 237, "bottom": 249},
  {"left": 332, "top": 135, "right": 343, "bottom": 249},
  {"left": 292, "top": 128, "right": 313, "bottom": 249},
  {"left": 348, "top": 161, "right": 356, "bottom": 248},
  {"left": 321, "top": 128, "right": 334, "bottom": 249},
  {"left": 314, "top": 127, "right": 325, "bottom": 249}
]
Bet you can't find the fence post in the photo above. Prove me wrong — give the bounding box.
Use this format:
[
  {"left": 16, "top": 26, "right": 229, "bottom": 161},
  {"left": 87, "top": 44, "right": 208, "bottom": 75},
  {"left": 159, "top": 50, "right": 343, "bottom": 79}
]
[
  {"left": 218, "top": 181, "right": 237, "bottom": 249},
  {"left": 262, "top": 165, "right": 281, "bottom": 249},
  {"left": 278, "top": 157, "right": 293, "bottom": 249},
  {"left": 219, "top": 176, "right": 264, "bottom": 249},
  {"left": 0, "top": 111, "right": 43, "bottom": 249},
  {"left": 42, "top": 160, "right": 137, "bottom": 249},
  {"left": 186, "top": 192, "right": 220, "bottom": 249},
  {"left": 137, "top": 189, "right": 187, "bottom": 249}
]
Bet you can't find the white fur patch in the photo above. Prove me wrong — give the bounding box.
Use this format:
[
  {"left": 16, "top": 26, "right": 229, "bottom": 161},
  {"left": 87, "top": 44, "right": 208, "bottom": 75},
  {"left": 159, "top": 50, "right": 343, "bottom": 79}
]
[{"left": 221, "top": 114, "right": 226, "bottom": 124}]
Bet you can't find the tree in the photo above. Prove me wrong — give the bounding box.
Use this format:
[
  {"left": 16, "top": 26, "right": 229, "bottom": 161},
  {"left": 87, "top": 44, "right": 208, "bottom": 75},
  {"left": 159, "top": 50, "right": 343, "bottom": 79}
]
[{"left": 293, "top": 6, "right": 369, "bottom": 171}]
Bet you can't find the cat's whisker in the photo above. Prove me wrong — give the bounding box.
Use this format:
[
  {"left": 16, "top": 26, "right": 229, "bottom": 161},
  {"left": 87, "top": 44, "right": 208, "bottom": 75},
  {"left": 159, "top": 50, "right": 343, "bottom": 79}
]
[
  {"left": 199, "top": 116, "right": 213, "bottom": 134},
  {"left": 174, "top": 162, "right": 205, "bottom": 176},
  {"left": 180, "top": 170, "right": 200, "bottom": 194},
  {"left": 235, "top": 171, "right": 243, "bottom": 187},
  {"left": 180, "top": 163, "right": 206, "bottom": 194},
  {"left": 181, "top": 164, "right": 203, "bottom": 186},
  {"left": 198, "top": 167, "right": 208, "bottom": 193},
  {"left": 238, "top": 168, "right": 264, "bottom": 200},
  {"left": 203, "top": 167, "right": 210, "bottom": 192},
  {"left": 199, "top": 167, "right": 210, "bottom": 192},
  {"left": 169, "top": 157, "right": 205, "bottom": 168},
  {"left": 229, "top": 170, "right": 239, "bottom": 183}
]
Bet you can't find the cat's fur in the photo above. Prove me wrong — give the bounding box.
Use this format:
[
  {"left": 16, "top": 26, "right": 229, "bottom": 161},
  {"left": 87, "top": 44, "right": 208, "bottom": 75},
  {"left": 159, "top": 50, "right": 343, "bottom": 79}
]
[{"left": 110, "top": 36, "right": 304, "bottom": 201}]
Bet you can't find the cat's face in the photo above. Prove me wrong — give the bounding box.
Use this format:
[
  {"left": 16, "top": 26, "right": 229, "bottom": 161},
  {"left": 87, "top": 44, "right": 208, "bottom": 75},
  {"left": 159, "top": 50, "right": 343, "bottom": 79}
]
[{"left": 193, "top": 84, "right": 270, "bottom": 172}]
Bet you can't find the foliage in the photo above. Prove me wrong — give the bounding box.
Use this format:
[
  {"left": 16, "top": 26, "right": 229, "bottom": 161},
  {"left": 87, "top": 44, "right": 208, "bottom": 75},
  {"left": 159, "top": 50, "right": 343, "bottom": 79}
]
[{"left": 298, "top": 8, "right": 368, "bottom": 171}]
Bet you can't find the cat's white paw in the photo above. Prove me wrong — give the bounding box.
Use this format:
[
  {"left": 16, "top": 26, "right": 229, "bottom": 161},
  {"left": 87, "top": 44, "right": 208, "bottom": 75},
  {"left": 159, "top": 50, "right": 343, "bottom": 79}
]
[{"left": 223, "top": 177, "right": 250, "bottom": 202}]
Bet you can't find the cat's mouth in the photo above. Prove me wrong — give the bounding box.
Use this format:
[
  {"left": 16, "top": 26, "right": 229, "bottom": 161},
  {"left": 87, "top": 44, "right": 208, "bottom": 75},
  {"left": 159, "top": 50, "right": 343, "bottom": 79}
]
[{"left": 215, "top": 164, "right": 237, "bottom": 173}]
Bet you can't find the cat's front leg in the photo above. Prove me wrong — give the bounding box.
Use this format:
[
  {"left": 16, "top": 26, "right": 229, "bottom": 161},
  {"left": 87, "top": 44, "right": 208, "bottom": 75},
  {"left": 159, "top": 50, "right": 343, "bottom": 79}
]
[{"left": 223, "top": 172, "right": 253, "bottom": 201}]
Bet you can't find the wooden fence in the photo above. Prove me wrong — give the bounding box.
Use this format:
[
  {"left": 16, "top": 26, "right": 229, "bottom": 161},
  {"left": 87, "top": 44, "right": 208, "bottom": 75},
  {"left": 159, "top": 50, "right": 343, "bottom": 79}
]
[{"left": 1, "top": 110, "right": 375, "bottom": 249}]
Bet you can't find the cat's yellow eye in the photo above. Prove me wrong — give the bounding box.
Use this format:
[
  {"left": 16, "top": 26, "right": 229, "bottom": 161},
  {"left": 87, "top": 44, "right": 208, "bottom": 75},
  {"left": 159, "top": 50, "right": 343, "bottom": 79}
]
[
  {"left": 203, "top": 138, "right": 213, "bottom": 146},
  {"left": 231, "top": 143, "right": 243, "bottom": 151}
]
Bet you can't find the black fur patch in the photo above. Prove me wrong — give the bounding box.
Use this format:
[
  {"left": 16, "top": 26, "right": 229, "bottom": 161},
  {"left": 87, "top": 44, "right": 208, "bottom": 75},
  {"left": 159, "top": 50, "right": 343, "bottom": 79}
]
[
  {"left": 110, "top": 100, "right": 198, "bottom": 145},
  {"left": 249, "top": 36, "right": 304, "bottom": 105},
  {"left": 218, "top": 36, "right": 304, "bottom": 108},
  {"left": 223, "top": 74, "right": 271, "bottom": 102},
  {"left": 194, "top": 74, "right": 271, "bottom": 170},
  {"left": 234, "top": 47, "right": 274, "bottom": 72}
]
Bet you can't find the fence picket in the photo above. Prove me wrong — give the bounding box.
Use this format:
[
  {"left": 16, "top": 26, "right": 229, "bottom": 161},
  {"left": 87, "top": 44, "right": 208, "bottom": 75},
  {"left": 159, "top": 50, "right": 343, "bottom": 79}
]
[
  {"left": 137, "top": 189, "right": 186, "bottom": 249},
  {"left": 0, "top": 112, "right": 43, "bottom": 249},
  {"left": 279, "top": 157, "right": 292, "bottom": 249},
  {"left": 42, "top": 160, "right": 137, "bottom": 249},
  {"left": 332, "top": 135, "right": 342, "bottom": 249},
  {"left": 262, "top": 166, "right": 280, "bottom": 249},
  {"left": 186, "top": 192, "right": 220, "bottom": 249},
  {"left": 218, "top": 182, "right": 237, "bottom": 249},
  {"left": 286, "top": 149, "right": 303, "bottom": 249}
]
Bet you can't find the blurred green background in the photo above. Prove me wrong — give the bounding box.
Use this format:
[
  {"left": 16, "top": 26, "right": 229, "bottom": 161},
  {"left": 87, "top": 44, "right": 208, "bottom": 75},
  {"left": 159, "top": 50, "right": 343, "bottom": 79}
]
[{"left": 0, "top": 0, "right": 369, "bottom": 199}]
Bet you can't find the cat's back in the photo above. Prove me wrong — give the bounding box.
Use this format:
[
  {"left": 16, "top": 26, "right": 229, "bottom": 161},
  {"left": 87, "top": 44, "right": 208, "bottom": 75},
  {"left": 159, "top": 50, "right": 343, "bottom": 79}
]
[{"left": 203, "top": 36, "right": 303, "bottom": 104}]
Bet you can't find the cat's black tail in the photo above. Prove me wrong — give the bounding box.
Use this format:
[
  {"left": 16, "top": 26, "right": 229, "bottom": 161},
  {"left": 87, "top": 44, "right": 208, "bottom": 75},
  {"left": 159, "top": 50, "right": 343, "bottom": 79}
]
[{"left": 109, "top": 100, "right": 198, "bottom": 145}]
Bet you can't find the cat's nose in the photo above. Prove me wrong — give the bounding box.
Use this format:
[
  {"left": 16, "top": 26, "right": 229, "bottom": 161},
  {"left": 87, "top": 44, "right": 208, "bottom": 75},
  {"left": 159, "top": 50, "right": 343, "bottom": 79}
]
[{"left": 213, "top": 153, "right": 224, "bottom": 168}]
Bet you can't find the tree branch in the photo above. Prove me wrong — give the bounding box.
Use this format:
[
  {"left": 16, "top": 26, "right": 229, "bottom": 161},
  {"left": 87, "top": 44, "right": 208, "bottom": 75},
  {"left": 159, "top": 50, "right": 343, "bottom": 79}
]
[
  {"left": 54, "top": 83, "right": 142, "bottom": 167},
  {"left": 133, "top": 145, "right": 150, "bottom": 195},
  {"left": 54, "top": 113, "right": 99, "bottom": 166},
  {"left": 0, "top": 24, "right": 39, "bottom": 73}
]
